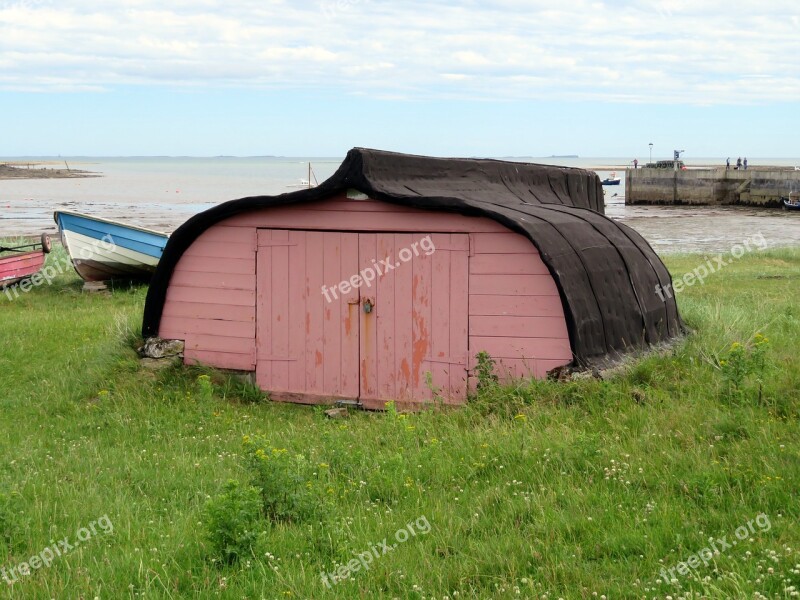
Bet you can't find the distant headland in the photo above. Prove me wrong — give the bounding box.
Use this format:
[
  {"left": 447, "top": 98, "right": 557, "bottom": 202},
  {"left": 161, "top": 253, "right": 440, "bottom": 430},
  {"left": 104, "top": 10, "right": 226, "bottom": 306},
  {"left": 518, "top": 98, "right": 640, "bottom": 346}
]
[{"left": 0, "top": 162, "right": 99, "bottom": 180}]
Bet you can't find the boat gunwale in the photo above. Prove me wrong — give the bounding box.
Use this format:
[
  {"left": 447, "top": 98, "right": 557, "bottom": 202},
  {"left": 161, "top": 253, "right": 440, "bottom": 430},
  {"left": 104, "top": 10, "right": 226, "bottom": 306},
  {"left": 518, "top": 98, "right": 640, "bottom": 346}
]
[
  {"left": 53, "top": 210, "right": 170, "bottom": 238},
  {"left": 0, "top": 249, "right": 43, "bottom": 265}
]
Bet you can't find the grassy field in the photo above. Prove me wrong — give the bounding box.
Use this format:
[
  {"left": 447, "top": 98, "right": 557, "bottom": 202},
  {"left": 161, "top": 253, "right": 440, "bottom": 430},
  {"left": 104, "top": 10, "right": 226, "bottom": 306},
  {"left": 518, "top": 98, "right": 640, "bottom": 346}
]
[{"left": 1, "top": 243, "right": 798, "bottom": 599}]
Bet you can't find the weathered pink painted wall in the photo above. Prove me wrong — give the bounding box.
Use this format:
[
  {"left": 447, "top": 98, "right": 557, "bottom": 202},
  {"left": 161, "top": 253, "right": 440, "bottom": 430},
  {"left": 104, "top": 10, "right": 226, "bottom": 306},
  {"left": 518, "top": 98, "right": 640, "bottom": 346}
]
[
  {"left": 158, "top": 193, "right": 573, "bottom": 400},
  {"left": 159, "top": 226, "right": 256, "bottom": 371}
]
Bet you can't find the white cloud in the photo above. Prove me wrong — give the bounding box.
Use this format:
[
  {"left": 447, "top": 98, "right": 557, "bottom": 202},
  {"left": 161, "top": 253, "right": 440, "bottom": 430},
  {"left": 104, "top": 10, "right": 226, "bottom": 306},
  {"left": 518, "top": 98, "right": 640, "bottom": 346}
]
[{"left": 0, "top": 0, "right": 798, "bottom": 103}]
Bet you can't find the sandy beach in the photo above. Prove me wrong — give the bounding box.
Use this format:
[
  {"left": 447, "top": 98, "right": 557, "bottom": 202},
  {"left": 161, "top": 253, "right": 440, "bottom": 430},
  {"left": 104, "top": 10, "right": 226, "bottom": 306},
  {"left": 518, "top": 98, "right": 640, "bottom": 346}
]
[{"left": 606, "top": 200, "right": 800, "bottom": 253}]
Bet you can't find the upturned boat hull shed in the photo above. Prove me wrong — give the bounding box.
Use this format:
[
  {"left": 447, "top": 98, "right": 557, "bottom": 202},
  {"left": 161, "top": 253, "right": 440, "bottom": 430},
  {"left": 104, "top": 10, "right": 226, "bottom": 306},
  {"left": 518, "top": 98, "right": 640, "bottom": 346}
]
[{"left": 142, "top": 149, "right": 683, "bottom": 408}]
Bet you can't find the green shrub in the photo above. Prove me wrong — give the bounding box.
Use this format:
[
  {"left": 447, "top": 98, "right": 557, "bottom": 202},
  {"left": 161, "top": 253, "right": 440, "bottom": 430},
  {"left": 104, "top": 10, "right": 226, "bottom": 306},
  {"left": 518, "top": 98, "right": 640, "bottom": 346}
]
[
  {"left": 204, "top": 480, "right": 262, "bottom": 565},
  {"left": 196, "top": 374, "right": 214, "bottom": 402},
  {"left": 719, "top": 333, "right": 771, "bottom": 402},
  {"left": 473, "top": 351, "right": 499, "bottom": 393},
  {"left": 242, "top": 435, "right": 323, "bottom": 524}
]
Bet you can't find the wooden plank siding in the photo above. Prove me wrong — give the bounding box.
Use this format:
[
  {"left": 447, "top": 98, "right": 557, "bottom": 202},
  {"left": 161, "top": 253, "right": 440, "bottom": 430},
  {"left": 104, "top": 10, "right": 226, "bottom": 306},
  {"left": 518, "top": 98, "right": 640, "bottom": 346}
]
[
  {"left": 157, "top": 194, "right": 572, "bottom": 394},
  {"left": 159, "top": 225, "right": 256, "bottom": 370},
  {"left": 467, "top": 222, "right": 570, "bottom": 380}
]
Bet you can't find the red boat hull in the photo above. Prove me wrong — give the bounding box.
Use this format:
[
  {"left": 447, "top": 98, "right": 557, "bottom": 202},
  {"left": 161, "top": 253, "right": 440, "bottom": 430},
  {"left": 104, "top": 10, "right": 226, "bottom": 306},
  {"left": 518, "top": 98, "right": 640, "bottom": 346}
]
[{"left": 0, "top": 251, "right": 46, "bottom": 288}]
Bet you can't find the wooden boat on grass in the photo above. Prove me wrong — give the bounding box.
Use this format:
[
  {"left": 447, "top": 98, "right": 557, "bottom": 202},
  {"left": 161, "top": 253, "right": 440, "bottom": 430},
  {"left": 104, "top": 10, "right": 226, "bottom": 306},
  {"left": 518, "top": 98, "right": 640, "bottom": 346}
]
[
  {"left": 54, "top": 211, "right": 169, "bottom": 283},
  {"left": 0, "top": 234, "right": 52, "bottom": 289}
]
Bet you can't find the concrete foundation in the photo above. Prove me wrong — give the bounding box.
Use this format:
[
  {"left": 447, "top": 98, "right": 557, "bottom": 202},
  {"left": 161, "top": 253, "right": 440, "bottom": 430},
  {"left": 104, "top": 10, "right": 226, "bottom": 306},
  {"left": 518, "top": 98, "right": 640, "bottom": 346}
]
[{"left": 625, "top": 168, "right": 800, "bottom": 207}]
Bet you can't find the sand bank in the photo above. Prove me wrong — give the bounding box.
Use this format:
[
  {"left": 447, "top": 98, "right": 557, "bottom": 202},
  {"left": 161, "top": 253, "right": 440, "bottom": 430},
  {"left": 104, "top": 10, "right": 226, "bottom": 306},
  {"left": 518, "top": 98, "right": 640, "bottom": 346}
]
[{"left": 0, "top": 163, "right": 99, "bottom": 180}]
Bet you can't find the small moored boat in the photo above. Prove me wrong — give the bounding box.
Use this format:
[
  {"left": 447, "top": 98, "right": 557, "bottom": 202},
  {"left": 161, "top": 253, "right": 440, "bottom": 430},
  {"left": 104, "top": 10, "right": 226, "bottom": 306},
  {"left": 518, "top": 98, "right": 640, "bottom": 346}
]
[
  {"left": 287, "top": 162, "right": 318, "bottom": 189},
  {"left": 54, "top": 211, "right": 169, "bottom": 283},
  {"left": 0, "top": 234, "right": 52, "bottom": 289},
  {"left": 602, "top": 172, "right": 621, "bottom": 186},
  {"left": 782, "top": 196, "right": 800, "bottom": 211},
  {"left": 287, "top": 178, "right": 315, "bottom": 189}
]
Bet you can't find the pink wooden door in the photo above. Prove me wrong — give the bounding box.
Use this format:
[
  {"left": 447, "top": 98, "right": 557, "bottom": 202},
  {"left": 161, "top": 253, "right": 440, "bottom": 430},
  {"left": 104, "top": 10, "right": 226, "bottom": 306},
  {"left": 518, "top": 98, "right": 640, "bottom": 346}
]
[
  {"left": 357, "top": 233, "right": 469, "bottom": 408},
  {"left": 256, "top": 229, "right": 469, "bottom": 407},
  {"left": 256, "top": 229, "right": 360, "bottom": 402}
]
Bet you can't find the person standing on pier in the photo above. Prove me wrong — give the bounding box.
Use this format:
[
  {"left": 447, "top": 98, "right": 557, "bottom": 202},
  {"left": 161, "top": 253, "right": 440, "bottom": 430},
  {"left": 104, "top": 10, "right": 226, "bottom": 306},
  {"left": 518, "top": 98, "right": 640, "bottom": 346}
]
[
  {"left": 737, "top": 157, "right": 742, "bottom": 170},
  {"left": 726, "top": 157, "right": 731, "bottom": 170},
  {"left": 743, "top": 157, "right": 748, "bottom": 170},
  {"left": 634, "top": 158, "right": 638, "bottom": 169}
]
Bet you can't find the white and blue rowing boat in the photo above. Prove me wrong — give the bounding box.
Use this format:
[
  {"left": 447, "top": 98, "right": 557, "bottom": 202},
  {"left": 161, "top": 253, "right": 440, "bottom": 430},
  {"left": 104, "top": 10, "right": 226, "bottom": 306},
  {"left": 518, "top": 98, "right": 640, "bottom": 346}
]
[{"left": 54, "top": 211, "right": 169, "bottom": 283}]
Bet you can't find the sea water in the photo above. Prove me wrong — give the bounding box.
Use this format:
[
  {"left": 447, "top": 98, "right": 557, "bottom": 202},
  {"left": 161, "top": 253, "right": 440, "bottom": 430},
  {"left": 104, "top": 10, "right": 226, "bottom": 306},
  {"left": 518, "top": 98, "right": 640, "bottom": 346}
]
[{"left": 1, "top": 156, "right": 798, "bottom": 252}]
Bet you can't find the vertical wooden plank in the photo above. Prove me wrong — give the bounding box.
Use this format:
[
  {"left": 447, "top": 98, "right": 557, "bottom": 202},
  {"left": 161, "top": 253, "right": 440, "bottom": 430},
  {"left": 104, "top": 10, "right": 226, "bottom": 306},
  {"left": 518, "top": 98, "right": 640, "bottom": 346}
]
[
  {"left": 340, "top": 233, "right": 360, "bottom": 398},
  {"left": 255, "top": 230, "right": 272, "bottom": 389},
  {"left": 322, "top": 232, "right": 342, "bottom": 395},
  {"left": 393, "top": 233, "right": 413, "bottom": 401},
  {"left": 449, "top": 235, "right": 470, "bottom": 403},
  {"left": 287, "top": 230, "right": 306, "bottom": 393},
  {"left": 410, "top": 233, "right": 432, "bottom": 401},
  {"left": 306, "top": 231, "right": 325, "bottom": 394},
  {"left": 429, "top": 233, "right": 451, "bottom": 400},
  {"left": 375, "top": 233, "right": 396, "bottom": 399},
  {"left": 270, "top": 230, "right": 290, "bottom": 391},
  {"left": 358, "top": 234, "right": 378, "bottom": 399}
]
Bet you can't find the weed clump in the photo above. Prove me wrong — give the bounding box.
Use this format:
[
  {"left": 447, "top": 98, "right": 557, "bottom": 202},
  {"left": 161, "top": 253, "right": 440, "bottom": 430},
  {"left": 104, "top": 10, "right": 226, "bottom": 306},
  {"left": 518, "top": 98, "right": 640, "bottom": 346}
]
[
  {"left": 719, "top": 332, "right": 771, "bottom": 402},
  {"left": 204, "top": 480, "right": 262, "bottom": 564}
]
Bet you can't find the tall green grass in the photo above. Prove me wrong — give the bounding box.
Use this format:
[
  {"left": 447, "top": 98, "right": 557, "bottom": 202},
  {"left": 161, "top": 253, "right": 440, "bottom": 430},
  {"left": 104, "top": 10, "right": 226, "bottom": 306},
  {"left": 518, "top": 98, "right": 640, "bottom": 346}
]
[{"left": 0, "top": 245, "right": 798, "bottom": 599}]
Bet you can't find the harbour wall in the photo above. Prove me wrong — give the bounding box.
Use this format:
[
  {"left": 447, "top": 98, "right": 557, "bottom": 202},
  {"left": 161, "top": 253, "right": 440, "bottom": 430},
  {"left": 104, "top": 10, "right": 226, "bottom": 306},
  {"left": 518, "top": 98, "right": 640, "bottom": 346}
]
[{"left": 625, "top": 168, "right": 800, "bottom": 207}]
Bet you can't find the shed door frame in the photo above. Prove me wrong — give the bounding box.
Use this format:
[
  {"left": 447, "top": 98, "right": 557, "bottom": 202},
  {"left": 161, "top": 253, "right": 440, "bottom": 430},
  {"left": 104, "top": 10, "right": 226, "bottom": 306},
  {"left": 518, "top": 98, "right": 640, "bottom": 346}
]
[{"left": 255, "top": 229, "right": 470, "bottom": 408}]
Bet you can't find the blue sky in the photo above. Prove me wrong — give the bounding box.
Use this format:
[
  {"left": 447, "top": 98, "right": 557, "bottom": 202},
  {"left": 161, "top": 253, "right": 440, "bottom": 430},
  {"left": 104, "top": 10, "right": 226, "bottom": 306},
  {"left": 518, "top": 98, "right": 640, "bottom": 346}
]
[{"left": 1, "top": 0, "right": 798, "bottom": 158}]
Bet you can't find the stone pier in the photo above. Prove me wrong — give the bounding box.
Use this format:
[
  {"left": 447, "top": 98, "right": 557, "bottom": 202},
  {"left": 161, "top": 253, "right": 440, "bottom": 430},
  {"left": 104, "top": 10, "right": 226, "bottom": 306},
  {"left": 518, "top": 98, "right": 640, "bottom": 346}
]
[{"left": 625, "top": 167, "right": 800, "bottom": 207}]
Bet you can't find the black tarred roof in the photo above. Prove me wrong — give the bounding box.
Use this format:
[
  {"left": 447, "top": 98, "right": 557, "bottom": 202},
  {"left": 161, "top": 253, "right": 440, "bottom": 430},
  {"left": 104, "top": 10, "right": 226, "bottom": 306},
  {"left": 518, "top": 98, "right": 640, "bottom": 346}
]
[{"left": 142, "top": 148, "right": 683, "bottom": 365}]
